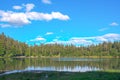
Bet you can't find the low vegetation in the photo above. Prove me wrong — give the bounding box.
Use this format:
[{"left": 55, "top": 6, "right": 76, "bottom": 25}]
[{"left": 0, "top": 71, "right": 120, "bottom": 80}]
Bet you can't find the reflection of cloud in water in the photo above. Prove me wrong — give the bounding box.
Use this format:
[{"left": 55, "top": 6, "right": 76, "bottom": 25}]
[
  {"left": 0, "top": 66, "right": 101, "bottom": 76},
  {"left": 25, "top": 66, "right": 101, "bottom": 72}
]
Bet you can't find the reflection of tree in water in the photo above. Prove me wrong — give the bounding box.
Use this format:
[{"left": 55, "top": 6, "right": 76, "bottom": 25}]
[{"left": 0, "top": 58, "right": 120, "bottom": 72}]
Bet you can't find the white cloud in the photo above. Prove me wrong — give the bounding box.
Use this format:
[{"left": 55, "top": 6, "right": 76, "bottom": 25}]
[
  {"left": 70, "top": 37, "right": 95, "bottom": 40},
  {"left": 24, "top": 3, "right": 35, "bottom": 12},
  {"left": 0, "top": 3, "right": 70, "bottom": 27},
  {"left": 0, "top": 11, "right": 69, "bottom": 27},
  {"left": 35, "top": 37, "right": 46, "bottom": 41},
  {"left": 46, "top": 33, "right": 120, "bottom": 46},
  {"left": 30, "top": 36, "right": 46, "bottom": 42},
  {"left": 0, "top": 10, "right": 30, "bottom": 26},
  {"left": 46, "top": 39, "right": 93, "bottom": 46},
  {"left": 13, "top": 6, "right": 22, "bottom": 10},
  {"left": 98, "top": 22, "right": 119, "bottom": 31},
  {"left": 46, "top": 37, "right": 93, "bottom": 46},
  {"left": 0, "top": 24, "right": 11, "bottom": 28},
  {"left": 76, "top": 33, "right": 120, "bottom": 42},
  {"left": 42, "top": 0, "right": 52, "bottom": 4},
  {"left": 70, "top": 38, "right": 93, "bottom": 45},
  {"left": 45, "top": 32, "right": 54, "bottom": 35},
  {"left": 99, "top": 33, "right": 120, "bottom": 42},
  {"left": 26, "top": 12, "right": 69, "bottom": 21},
  {"left": 99, "top": 28, "right": 108, "bottom": 31},
  {"left": 110, "top": 22, "right": 119, "bottom": 26},
  {"left": 51, "top": 12, "right": 70, "bottom": 20},
  {"left": 96, "top": 37, "right": 108, "bottom": 42}
]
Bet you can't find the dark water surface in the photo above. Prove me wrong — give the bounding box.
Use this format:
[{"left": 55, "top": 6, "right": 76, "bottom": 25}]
[{"left": 0, "top": 58, "right": 120, "bottom": 75}]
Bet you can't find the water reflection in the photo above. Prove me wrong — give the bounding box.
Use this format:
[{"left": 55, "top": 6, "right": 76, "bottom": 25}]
[
  {"left": 25, "top": 66, "right": 100, "bottom": 72},
  {"left": 0, "top": 58, "right": 120, "bottom": 74}
]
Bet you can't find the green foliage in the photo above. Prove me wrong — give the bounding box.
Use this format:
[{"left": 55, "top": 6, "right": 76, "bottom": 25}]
[
  {"left": 0, "top": 71, "right": 120, "bottom": 80},
  {"left": 0, "top": 33, "right": 120, "bottom": 57},
  {"left": 0, "top": 33, "right": 28, "bottom": 57}
]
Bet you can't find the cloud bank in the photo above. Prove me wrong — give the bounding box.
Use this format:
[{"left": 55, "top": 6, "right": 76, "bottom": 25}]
[{"left": 46, "top": 33, "right": 120, "bottom": 46}]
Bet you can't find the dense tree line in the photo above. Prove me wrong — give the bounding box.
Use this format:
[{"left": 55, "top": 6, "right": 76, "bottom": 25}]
[{"left": 0, "top": 33, "right": 120, "bottom": 57}]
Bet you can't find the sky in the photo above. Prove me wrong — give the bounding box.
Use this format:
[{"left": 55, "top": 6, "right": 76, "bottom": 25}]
[{"left": 0, "top": 0, "right": 120, "bottom": 46}]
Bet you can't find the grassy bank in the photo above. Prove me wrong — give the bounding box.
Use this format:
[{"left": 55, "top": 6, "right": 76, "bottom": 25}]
[{"left": 0, "top": 71, "right": 120, "bottom": 80}]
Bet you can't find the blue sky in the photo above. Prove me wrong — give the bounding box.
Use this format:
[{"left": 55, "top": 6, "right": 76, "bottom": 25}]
[{"left": 0, "top": 0, "right": 120, "bottom": 46}]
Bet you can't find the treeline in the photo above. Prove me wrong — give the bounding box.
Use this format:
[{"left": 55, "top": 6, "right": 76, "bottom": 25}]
[{"left": 0, "top": 33, "right": 120, "bottom": 57}]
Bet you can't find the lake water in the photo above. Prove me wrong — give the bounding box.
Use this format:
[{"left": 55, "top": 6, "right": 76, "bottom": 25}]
[{"left": 0, "top": 58, "right": 120, "bottom": 75}]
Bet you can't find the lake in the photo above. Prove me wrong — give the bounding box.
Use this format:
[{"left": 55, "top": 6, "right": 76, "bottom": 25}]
[{"left": 0, "top": 58, "right": 120, "bottom": 75}]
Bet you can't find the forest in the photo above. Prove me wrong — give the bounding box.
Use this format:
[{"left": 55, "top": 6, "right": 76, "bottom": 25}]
[{"left": 0, "top": 32, "right": 120, "bottom": 58}]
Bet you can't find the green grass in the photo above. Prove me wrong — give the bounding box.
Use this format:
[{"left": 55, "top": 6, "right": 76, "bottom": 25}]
[
  {"left": 103, "top": 69, "right": 120, "bottom": 73},
  {"left": 0, "top": 71, "right": 120, "bottom": 80}
]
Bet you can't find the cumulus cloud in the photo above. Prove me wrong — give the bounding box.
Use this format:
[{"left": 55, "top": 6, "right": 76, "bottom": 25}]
[
  {"left": 0, "top": 10, "right": 30, "bottom": 26},
  {"left": 42, "top": 0, "right": 52, "bottom": 4},
  {"left": 0, "top": 3, "right": 70, "bottom": 27},
  {"left": 30, "top": 36, "right": 46, "bottom": 42},
  {"left": 45, "top": 32, "right": 54, "bottom": 35},
  {"left": 26, "top": 12, "right": 69, "bottom": 21},
  {"left": 13, "top": 6, "right": 22, "bottom": 10},
  {"left": 110, "top": 22, "right": 119, "bottom": 26},
  {"left": 24, "top": 3, "right": 35, "bottom": 12}
]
